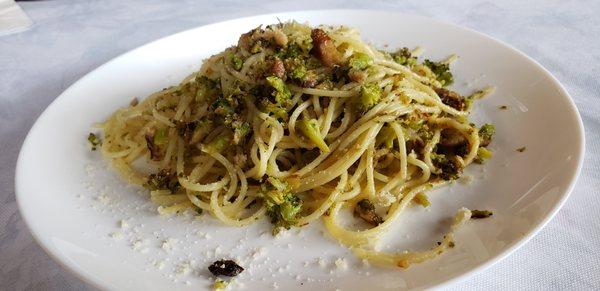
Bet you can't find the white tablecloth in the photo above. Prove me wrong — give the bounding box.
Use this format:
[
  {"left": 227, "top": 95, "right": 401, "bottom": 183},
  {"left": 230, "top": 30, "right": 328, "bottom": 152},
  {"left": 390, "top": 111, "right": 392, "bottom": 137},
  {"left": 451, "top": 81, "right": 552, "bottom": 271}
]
[{"left": 1, "top": 0, "right": 598, "bottom": 290}]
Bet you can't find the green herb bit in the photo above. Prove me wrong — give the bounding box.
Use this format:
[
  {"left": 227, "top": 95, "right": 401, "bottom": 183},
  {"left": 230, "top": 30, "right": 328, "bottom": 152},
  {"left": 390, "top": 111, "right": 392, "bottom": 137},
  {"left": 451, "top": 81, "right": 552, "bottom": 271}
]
[
  {"left": 87, "top": 133, "right": 102, "bottom": 151},
  {"left": 516, "top": 146, "right": 526, "bottom": 153}
]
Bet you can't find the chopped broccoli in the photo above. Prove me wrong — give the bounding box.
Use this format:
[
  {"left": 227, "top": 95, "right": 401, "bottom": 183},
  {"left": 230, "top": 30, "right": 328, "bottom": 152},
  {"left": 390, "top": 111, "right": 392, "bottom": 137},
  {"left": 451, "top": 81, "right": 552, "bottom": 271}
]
[
  {"left": 87, "top": 133, "right": 101, "bottom": 150},
  {"left": 229, "top": 54, "right": 243, "bottom": 71},
  {"left": 431, "top": 153, "right": 462, "bottom": 180},
  {"left": 474, "top": 147, "right": 493, "bottom": 164},
  {"left": 153, "top": 127, "right": 168, "bottom": 145},
  {"left": 195, "top": 76, "right": 218, "bottom": 102},
  {"left": 297, "top": 119, "right": 329, "bottom": 152},
  {"left": 278, "top": 42, "right": 303, "bottom": 59},
  {"left": 145, "top": 169, "right": 180, "bottom": 192},
  {"left": 211, "top": 95, "right": 234, "bottom": 116},
  {"left": 145, "top": 130, "right": 164, "bottom": 161},
  {"left": 214, "top": 279, "right": 228, "bottom": 290},
  {"left": 358, "top": 83, "right": 382, "bottom": 111},
  {"left": 232, "top": 121, "right": 250, "bottom": 145},
  {"left": 471, "top": 210, "right": 493, "bottom": 219},
  {"left": 392, "top": 47, "right": 417, "bottom": 67},
  {"left": 423, "top": 59, "right": 454, "bottom": 86},
  {"left": 417, "top": 125, "right": 434, "bottom": 142},
  {"left": 188, "top": 119, "right": 213, "bottom": 144},
  {"left": 354, "top": 199, "right": 383, "bottom": 226},
  {"left": 413, "top": 193, "right": 430, "bottom": 207},
  {"left": 434, "top": 87, "right": 467, "bottom": 111},
  {"left": 176, "top": 121, "right": 199, "bottom": 143},
  {"left": 266, "top": 76, "right": 292, "bottom": 105},
  {"left": 281, "top": 22, "right": 313, "bottom": 54},
  {"left": 478, "top": 124, "right": 495, "bottom": 147},
  {"left": 290, "top": 65, "right": 307, "bottom": 80},
  {"left": 206, "top": 133, "right": 231, "bottom": 153},
  {"left": 261, "top": 101, "right": 288, "bottom": 120},
  {"left": 402, "top": 118, "right": 425, "bottom": 131},
  {"left": 348, "top": 52, "right": 373, "bottom": 70},
  {"left": 261, "top": 177, "right": 303, "bottom": 234},
  {"left": 376, "top": 125, "right": 396, "bottom": 148}
]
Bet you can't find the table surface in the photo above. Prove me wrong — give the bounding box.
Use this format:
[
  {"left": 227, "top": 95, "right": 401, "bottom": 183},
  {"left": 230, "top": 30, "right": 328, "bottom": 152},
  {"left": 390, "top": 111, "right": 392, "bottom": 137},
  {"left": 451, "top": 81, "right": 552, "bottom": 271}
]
[{"left": 1, "top": 0, "right": 599, "bottom": 290}]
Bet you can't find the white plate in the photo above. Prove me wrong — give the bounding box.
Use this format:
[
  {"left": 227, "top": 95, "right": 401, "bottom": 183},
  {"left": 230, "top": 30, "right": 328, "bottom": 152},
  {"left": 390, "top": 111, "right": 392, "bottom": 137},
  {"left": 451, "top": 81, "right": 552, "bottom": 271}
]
[{"left": 16, "top": 10, "right": 584, "bottom": 290}]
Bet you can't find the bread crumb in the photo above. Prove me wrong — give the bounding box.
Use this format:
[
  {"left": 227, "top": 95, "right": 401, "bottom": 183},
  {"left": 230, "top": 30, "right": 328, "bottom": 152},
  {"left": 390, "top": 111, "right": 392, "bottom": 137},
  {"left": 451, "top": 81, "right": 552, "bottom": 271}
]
[
  {"left": 162, "top": 238, "right": 178, "bottom": 252},
  {"left": 335, "top": 258, "right": 348, "bottom": 270}
]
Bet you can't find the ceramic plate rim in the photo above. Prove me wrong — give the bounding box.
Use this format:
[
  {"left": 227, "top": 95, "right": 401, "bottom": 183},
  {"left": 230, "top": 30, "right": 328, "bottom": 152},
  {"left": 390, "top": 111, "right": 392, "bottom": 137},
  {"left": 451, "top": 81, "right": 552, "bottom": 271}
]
[{"left": 15, "top": 9, "right": 585, "bottom": 290}]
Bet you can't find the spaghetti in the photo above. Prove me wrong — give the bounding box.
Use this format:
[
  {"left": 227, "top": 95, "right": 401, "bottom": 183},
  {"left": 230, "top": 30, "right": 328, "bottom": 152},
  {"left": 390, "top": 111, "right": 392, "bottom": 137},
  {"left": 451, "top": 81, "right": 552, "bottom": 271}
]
[{"left": 96, "top": 22, "right": 495, "bottom": 268}]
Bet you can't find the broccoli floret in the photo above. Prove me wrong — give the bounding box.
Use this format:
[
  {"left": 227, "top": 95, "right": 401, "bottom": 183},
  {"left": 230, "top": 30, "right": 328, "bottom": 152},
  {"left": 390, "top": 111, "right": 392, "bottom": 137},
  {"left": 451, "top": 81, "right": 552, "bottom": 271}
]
[
  {"left": 392, "top": 47, "right": 417, "bottom": 67},
  {"left": 478, "top": 124, "right": 495, "bottom": 147},
  {"left": 266, "top": 76, "right": 292, "bottom": 105},
  {"left": 358, "top": 83, "right": 382, "bottom": 111},
  {"left": 297, "top": 119, "right": 329, "bottom": 152},
  {"left": 87, "top": 133, "right": 101, "bottom": 150},
  {"left": 348, "top": 52, "right": 373, "bottom": 70},
  {"left": 431, "top": 153, "right": 462, "bottom": 180},
  {"left": 261, "top": 177, "right": 303, "bottom": 234},
  {"left": 474, "top": 147, "right": 493, "bottom": 164},
  {"left": 423, "top": 59, "right": 454, "bottom": 86},
  {"left": 290, "top": 65, "right": 307, "bottom": 80}
]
